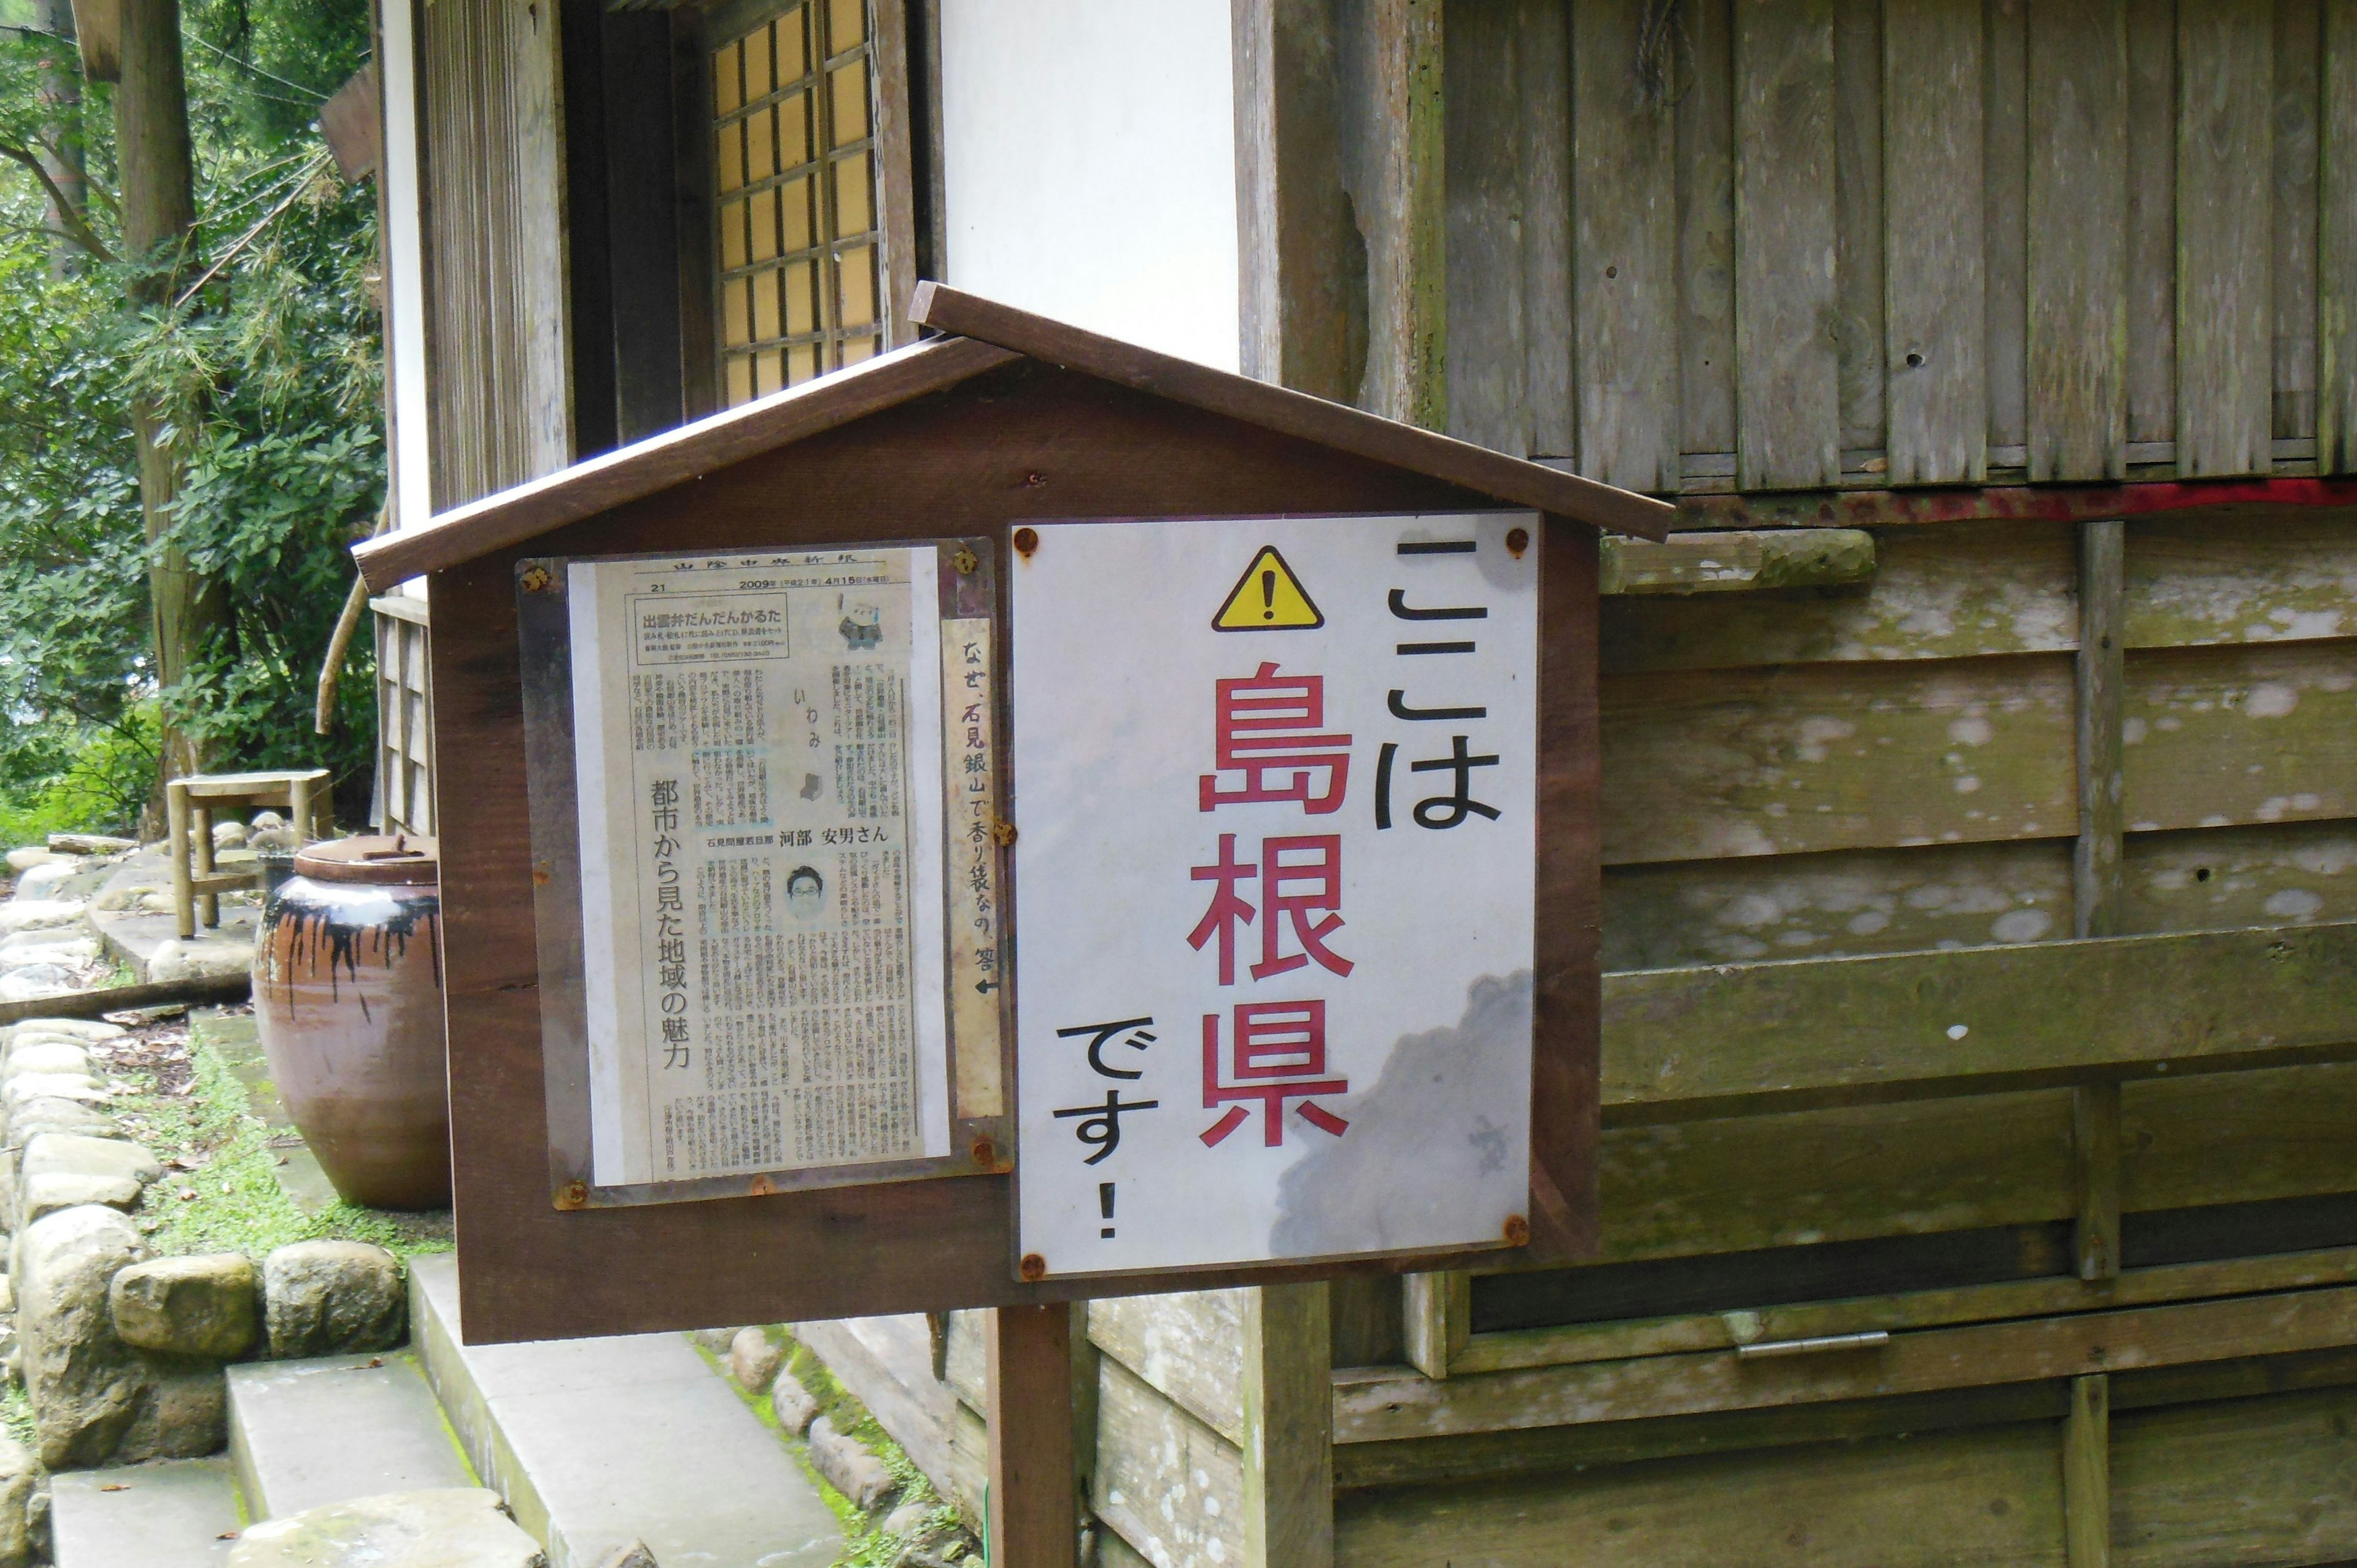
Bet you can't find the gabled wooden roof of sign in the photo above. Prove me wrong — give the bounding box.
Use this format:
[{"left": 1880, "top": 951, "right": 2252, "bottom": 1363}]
[{"left": 352, "top": 282, "right": 1674, "bottom": 592}]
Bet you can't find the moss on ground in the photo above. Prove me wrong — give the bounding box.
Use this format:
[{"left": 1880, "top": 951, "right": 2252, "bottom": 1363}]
[
  {"left": 691, "top": 1327, "right": 973, "bottom": 1568},
  {"left": 0, "top": 1378, "right": 31, "bottom": 1452},
  {"left": 106, "top": 1015, "right": 452, "bottom": 1262}
]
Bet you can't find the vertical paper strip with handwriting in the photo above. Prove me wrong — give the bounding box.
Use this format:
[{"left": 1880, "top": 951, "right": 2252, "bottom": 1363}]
[
  {"left": 1011, "top": 514, "right": 1541, "bottom": 1277},
  {"left": 942, "top": 616, "right": 1006, "bottom": 1117}
]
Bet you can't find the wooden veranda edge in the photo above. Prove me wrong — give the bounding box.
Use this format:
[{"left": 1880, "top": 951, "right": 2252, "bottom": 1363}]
[
  {"left": 910, "top": 282, "right": 1678, "bottom": 542},
  {"left": 351, "top": 336, "right": 1023, "bottom": 592}
]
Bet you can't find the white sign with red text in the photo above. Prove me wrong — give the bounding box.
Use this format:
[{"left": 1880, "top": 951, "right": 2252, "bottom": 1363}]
[{"left": 1011, "top": 513, "right": 1539, "bottom": 1278}]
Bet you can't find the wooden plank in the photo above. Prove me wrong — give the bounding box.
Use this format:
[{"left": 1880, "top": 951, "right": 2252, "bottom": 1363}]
[
  {"left": 1601, "top": 922, "right": 2357, "bottom": 1119},
  {"left": 1625, "top": 620, "right": 2357, "bottom": 868},
  {"left": 2123, "top": 641, "right": 2357, "bottom": 833},
  {"left": 2075, "top": 519, "right": 2127, "bottom": 937},
  {"left": 2323, "top": 0, "right": 2357, "bottom": 473},
  {"left": 945, "top": 1308, "right": 986, "bottom": 1413},
  {"left": 2073, "top": 1082, "right": 2123, "bottom": 1282},
  {"left": 1984, "top": 0, "right": 2030, "bottom": 458},
  {"left": 1603, "top": 840, "right": 2072, "bottom": 971},
  {"left": 1673, "top": 480, "right": 2357, "bottom": 531},
  {"left": 1093, "top": 1354, "right": 1245, "bottom": 1568},
  {"left": 0, "top": 971, "right": 248, "bottom": 1028},
  {"left": 1242, "top": 1284, "right": 1332, "bottom": 1568},
  {"left": 1444, "top": 0, "right": 1528, "bottom": 454},
  {"left": 1833, "top": 0, "right": 1885, "bottom": 456},
  {"left": 1883, "top": 0, "right": 1989, "bottom": 483},
  {"left": 2274, "top": 0, "right": 2323, "bottom": 442},
  {"left": 1597, "top": 1090, "right": 2075, "bottom": 1264},
  {"left": 1401, "top": 1272, "right": 1468, "bottom": 1380},
  {"left": 670, "top": 13, "right": 719, "bottom": 422},
  {"left": 1601, "top": 519, "right": 2076, "bottom": 676},
  {"left": 600, "top": 14, "right": 687, "bottom": 446},
  {"left": 1599, "top": 527, "right": 1875, "bottom": 595},
  {"left": 2123, "top": 511, "right": 2357, "bottom": 649},
  {"left": 1678, "top": 0, "right": 1738, "bottom": 458},
  {"left": 1232, "top": 0, "right": 1354, "bottom": 398},
  {"left": 2065, "top": 1374, "right": 2111, "bottom": 1568},
  {"left": 2028, "top": 0, "right": 2129, "bottom": 482},
  {"left": 1334, "top": 1419, "right": 2065, "bottom": 1568},
  {"left": 1336, "top": 1381, "right": 2071, "bottom": 1490},
  {"left": 1086, "top": 1291, "right": 1247, "bottom": 1445},
  {"left": 1533, "top": 517, "right": 1602, "bottom": 1257},
  {"left": 869, "top": 0, "right": 921, "bottom": 349},
  {"left": 2176, "top": 0, "right": 2275, "bottom": 476},
  {"left": 1733, "top": 0, "right": 1841, "bottom": 491},
  {"left": 1570, "top": 0, "right": 1679, "bottom": 490},
  {"left": 1453, "top": 1246, "right": 2357, "bottom": 1377},
  {"left": 1328, "top": 1275, "right": 1404, "bottom": 1369},
  {"left": 1331, "top": 1281, "right": 2357, "bottom": 1441},
  {"left": 1600, "top": 654, "right": 2076, "bottom": 867},
  {"left": 1517, "top": 0, "right": 1574, "bottom": 458},
  {"left": 1346, "top": 0, "right": 1447, "bottom": 432},
  {"left": 2123, "top": 1060, "right": 2357, "bottom": 1214},
  {"left": 2126, "top": 2, "right": 2177, "bottom": 447},
  {"left": 2113, "top": 1383, "right": 2357, "bottom": 1565},
  {"left": 2121, "top": 821, "right": 2357, "bottom": 935},
  {"left": 988, "top": 1303, "right": 1077, "bottom": 1568}
]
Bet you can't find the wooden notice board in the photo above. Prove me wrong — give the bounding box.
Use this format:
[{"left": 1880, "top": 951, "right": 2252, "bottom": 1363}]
[{"left": 353, "top": 285, "right": 1671, "bottom": 1347}]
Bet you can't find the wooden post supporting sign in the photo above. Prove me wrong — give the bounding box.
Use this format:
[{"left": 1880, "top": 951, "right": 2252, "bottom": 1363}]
[{"left": 986, "top": 1303, "right": 1077, "bottom": 1567}]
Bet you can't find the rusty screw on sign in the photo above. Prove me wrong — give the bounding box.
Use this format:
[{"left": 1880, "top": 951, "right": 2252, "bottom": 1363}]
[
  {"left": 1503, "top": 1214, "right": 1531, "bottom": 1246},
  {"left": 1506, "top": 527, "right": 1531, "bottom": 559},
  {"left": 519, "top": 562, "right": 554, "bottom": 594},
  {"left": 555, "top": 1180, "right": 589, "bottom": 1210},
  {"left": 952, "top": 546, "right": 980, "bottom": 576},
  {"left": 1019, "top": 1253, "right": 1048, "bottom": 1282},
  {"left": 970, "top": 1136, "right": 997, "bottom": 1169},
  {"left": 1012, "top": 527, "right": 1040, "bottom": 558}
]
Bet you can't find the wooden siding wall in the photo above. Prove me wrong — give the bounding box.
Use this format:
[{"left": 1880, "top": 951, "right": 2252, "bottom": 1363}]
[
  {"left": 370, "top": 597, "right": 435, "bottom": 836},
  {"left": 1444, "top": 0, "right": 2357, "bottom": 492},
  {"left": 417, "top": 0, "right": 573, "bottom": 512}
]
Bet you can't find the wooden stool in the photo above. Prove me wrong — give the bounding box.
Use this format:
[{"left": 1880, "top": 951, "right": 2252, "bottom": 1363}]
[{"left": 166, "top": 769, "right": 331, "bottom": 938}]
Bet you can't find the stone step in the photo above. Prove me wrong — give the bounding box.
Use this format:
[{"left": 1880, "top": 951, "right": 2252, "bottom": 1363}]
[
  {"left": 226, "top": 1350, "right": 477, "bottom": 1520},
  {"left": 50, "top": 1458, "right": 242, "bottom": 1568},
  {"left": 408, "top": 1254, "right": 842, "bottom": 1568}
]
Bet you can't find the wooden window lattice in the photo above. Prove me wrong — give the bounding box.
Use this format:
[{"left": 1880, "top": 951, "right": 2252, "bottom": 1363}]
[{"left": 712, "top": 0, "right": 883, "bottom": 405}]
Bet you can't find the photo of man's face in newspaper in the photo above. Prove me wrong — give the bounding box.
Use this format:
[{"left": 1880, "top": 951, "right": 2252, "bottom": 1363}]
[{"left": 787, "top": 864, "right": 826, "bottom": 921}]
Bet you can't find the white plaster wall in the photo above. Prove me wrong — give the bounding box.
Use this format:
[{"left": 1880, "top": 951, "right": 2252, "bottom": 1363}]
[{"left": 940, "top": 0, "right": 1239, "bottom": 371}]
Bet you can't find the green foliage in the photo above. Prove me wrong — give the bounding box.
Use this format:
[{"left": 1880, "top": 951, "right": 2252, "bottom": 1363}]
[
  {"left": 0, "top": 2, "right": 384, "bottom": 835},
  {"left": 118, "top": 1011, "right": 453, "bottom": 1261}
]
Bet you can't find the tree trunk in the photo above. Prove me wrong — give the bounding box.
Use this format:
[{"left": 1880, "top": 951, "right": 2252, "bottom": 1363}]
[
  {"left": 33, "top": 0, "right": 85, "bottom": 278},
  {"left": 115, "top": 0, "right": 228, "bottom": 799}
]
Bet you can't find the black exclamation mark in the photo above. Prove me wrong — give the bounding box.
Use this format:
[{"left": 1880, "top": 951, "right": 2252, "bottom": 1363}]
[
  {"left": 1099, "top": 1183, "right": 1117, "bottom": 1238},
  {"left": 1261, "top": 568, "right": 1275, "bottom": 620}
]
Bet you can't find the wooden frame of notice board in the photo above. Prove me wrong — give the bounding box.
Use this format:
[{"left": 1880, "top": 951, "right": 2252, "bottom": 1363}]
[{"left": 351, "top": 285, "right": 1671, "bottom": 1350}]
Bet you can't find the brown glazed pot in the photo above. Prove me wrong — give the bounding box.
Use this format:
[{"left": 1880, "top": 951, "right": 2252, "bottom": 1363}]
[{"left": 255, "top": 835, "right": 450, "bottom": 1210}]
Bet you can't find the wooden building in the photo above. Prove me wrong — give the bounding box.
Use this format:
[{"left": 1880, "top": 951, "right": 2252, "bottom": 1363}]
[{"left": 371, "top": 1, "right": 2357, "bottom": 1564}]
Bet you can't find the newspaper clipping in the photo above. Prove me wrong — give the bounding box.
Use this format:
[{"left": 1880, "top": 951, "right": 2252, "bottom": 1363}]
[{"left": 569, "top": 548, "right": 950, "bottom": 1186}]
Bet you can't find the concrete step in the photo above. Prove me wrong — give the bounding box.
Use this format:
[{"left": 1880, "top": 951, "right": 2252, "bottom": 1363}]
[
  {"left": 408, "top": 1254, "right": 842, "bottom": 1568},
  {"left": 51, "top": 1458, "right": 242, "bottom": 1568},
  {"left": 227, "top": 1350, "right": 477, "bottom": 1519}
]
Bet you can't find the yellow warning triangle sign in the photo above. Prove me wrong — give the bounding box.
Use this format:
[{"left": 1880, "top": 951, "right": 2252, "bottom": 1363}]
[{"left": 1212, "top": 546, "right": 1325, "bottom": 631}]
